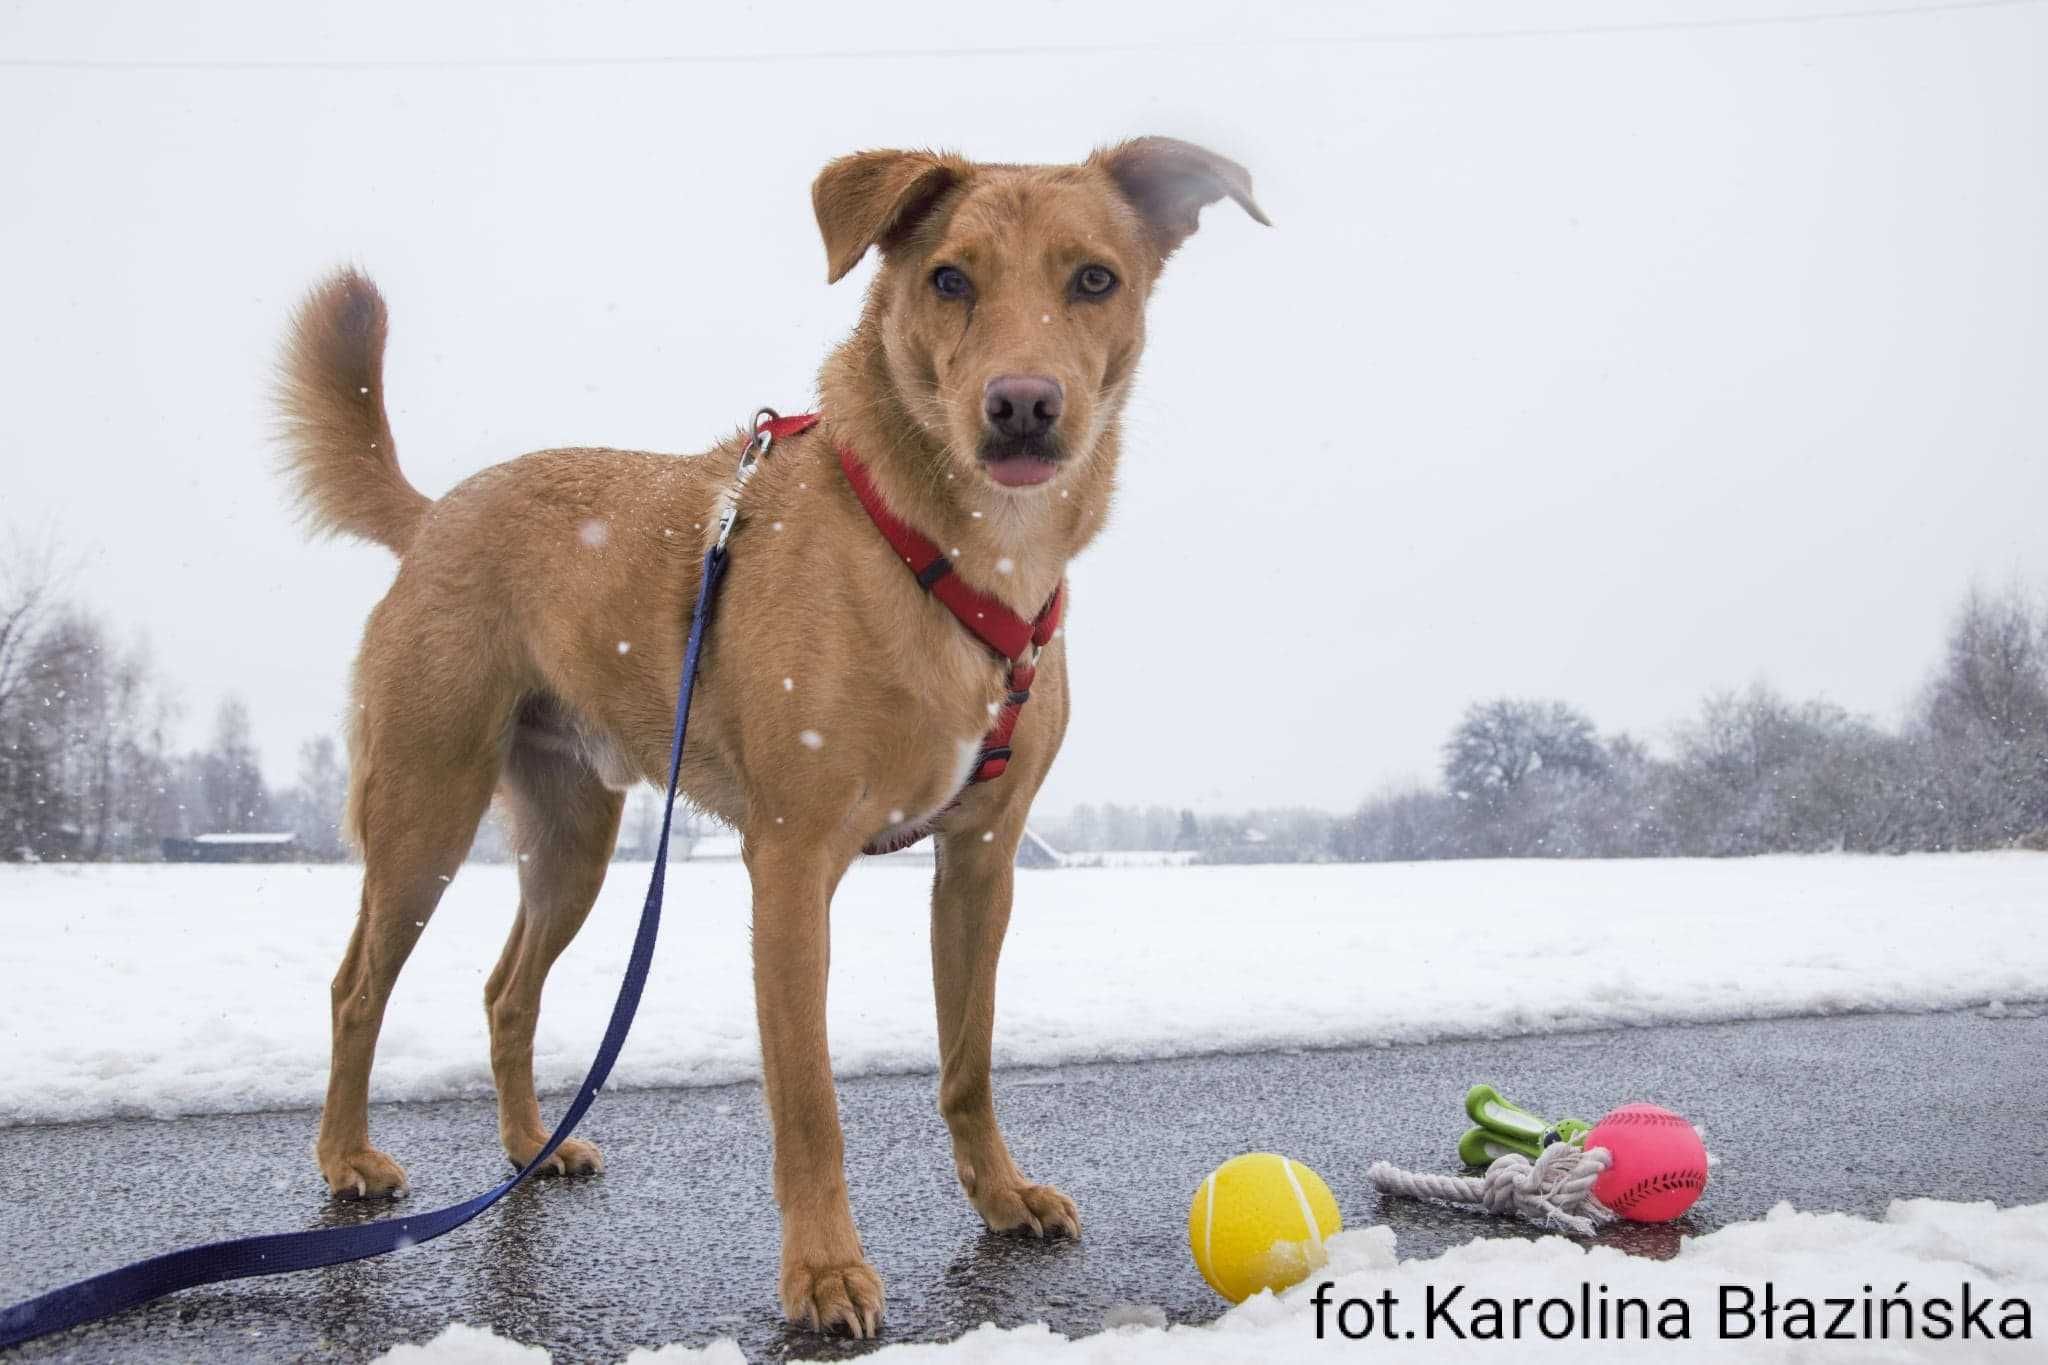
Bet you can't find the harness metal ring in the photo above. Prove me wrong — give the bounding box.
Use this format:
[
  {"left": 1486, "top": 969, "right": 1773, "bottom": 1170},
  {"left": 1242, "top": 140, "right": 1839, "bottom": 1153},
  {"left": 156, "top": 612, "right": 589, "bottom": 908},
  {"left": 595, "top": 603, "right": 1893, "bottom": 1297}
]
[{"left": 716, "top": 406, "right": 782, "bottom": 551}]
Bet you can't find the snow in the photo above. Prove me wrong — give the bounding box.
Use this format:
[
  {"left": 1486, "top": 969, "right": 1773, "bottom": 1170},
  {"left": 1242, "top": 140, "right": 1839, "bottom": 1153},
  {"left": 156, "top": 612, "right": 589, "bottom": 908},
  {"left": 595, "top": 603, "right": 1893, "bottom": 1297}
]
[
  {"left": 371, "top": 1198, "right": 2048, "bottom": 1362},
  {"left": 0, "top": 852, "right": 2043, "bottom": 1127}
]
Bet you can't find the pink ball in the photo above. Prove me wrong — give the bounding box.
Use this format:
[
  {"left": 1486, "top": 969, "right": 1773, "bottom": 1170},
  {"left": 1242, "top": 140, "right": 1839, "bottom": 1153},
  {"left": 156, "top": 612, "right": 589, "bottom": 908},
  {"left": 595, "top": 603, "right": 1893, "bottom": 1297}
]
[{"left": 1587, "top": 1102, "right": 1708, "bottom": 1222}]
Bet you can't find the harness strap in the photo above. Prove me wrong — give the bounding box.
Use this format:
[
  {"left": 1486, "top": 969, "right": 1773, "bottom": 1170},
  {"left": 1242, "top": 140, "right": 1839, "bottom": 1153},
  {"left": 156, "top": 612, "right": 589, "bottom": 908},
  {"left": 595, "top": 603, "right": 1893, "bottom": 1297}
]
[
  {"left": 835, "top": 442, "right": 1063, "bottom": 791},
  {"left": 758, "top": 412, "right": 822, "bottom": 443},
  {"left": 836, "top": 444, "right": 1062, "bottom": 666}
]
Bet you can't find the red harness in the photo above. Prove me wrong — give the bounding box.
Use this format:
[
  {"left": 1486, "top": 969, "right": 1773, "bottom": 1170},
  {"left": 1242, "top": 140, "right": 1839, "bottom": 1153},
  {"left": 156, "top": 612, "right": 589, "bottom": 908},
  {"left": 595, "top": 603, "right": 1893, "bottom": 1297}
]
[{"left": 752, "top": 413, "right": 1064, "bottom": 834}]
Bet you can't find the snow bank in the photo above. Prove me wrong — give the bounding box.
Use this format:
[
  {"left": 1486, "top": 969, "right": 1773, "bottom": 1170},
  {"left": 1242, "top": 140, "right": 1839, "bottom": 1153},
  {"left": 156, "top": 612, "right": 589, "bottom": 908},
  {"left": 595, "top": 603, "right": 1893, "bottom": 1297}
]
[
  {"left": 372, "top": 1198, "right": 2046, "bottom": 1362},
  {"left": 1, "top": 852, "right": 2044, "bottom": 1125}
]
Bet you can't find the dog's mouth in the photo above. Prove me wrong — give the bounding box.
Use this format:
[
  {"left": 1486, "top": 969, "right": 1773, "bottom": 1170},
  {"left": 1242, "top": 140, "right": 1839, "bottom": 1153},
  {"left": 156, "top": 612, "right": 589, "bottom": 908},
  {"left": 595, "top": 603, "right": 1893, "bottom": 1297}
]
[{"left": 977, "top": 436, "right": 1062, "bottom": 488}]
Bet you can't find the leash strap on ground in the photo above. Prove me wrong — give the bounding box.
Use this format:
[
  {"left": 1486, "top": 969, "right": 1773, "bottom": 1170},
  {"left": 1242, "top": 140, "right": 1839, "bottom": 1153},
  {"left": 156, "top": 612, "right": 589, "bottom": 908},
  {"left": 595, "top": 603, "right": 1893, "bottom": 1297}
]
[{"left": 0, "top": 542, "right": 733, "bottom": 1352}]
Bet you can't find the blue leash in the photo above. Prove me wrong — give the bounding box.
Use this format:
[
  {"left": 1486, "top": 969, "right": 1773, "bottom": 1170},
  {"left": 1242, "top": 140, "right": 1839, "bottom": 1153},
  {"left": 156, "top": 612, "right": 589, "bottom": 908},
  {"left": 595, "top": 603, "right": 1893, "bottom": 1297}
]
[{"left": 1, "top": 539, "right": 735, "bottom": 1351}]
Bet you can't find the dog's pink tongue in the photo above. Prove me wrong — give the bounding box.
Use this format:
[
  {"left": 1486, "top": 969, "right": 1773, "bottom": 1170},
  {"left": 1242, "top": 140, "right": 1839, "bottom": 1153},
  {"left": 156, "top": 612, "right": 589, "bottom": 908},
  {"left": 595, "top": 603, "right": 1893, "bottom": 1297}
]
[{"left": 985, "top": 457, "right": 1057, "bottom": 488}]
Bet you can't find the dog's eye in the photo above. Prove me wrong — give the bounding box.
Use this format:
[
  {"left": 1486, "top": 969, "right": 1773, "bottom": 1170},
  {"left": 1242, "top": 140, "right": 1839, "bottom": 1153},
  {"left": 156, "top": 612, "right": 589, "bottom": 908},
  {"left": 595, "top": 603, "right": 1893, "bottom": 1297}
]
[
  {"left": 932, "top": 266, "right": 972, "bottom": 299},
  {"left": 1074, "top": 265, "right": 1118, "bottom": 298}
]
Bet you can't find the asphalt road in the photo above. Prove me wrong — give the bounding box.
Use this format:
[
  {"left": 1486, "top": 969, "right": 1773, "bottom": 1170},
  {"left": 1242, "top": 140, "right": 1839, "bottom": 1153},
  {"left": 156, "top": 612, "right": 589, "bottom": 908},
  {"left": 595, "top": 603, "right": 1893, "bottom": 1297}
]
[{"left": 3, "top": 1009, "right": 2045, "bottom": 1363}]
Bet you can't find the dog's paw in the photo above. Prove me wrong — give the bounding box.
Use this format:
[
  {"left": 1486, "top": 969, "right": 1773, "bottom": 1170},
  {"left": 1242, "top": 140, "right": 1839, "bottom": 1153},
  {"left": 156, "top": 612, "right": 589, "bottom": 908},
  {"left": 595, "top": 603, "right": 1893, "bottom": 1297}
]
[
  {"left": 780, "top": 1258, "right": 885, "bottom": 1339},
  {"left": 971, "top": 1176, "right": 1082, "bottom": 1239},
  {"left": 320, "top": 1147, "right": 408, "bottom": 1200},
  {"left": 505, "top": 1135, "right": 605, "bottom": 1178}
]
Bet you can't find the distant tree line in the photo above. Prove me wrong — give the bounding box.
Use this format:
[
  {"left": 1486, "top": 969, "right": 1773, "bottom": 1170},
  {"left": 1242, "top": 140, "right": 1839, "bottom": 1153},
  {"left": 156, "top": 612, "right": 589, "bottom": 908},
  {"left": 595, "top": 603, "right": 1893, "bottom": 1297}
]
[
  {"left": 1044, "top": 583, "right": 2048, "bottom": 864},
  {"left": 1331, "top": 583, "right": 2048, "bottom": 861},
  {"left": 0, "top": 533, "right": 348, "bottom": 861}
]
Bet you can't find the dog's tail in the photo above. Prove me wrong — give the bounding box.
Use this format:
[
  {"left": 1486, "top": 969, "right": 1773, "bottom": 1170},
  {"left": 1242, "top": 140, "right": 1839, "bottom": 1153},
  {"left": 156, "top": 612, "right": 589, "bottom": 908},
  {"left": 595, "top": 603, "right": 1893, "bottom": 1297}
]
[{"left": 275, "top": 268, "right": 429, "bottom": 556}]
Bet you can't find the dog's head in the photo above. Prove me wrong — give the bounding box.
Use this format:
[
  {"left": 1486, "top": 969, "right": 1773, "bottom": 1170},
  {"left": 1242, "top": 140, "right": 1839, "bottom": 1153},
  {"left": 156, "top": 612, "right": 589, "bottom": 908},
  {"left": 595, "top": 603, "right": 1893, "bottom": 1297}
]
[{"left": 814, "top": 138, "right": 1268, "bottom": 493}]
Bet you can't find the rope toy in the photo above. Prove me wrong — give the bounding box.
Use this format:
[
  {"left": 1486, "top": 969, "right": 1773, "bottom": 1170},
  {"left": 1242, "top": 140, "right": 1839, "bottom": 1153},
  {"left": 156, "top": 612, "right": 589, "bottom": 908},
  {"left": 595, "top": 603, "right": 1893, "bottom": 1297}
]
[
  {"left": 1369, "top": 1141, "right": 1616, "bottom": 1237},
  {"left": 1367, "top": 1084, "right": 1707, "bottom": 1234}
]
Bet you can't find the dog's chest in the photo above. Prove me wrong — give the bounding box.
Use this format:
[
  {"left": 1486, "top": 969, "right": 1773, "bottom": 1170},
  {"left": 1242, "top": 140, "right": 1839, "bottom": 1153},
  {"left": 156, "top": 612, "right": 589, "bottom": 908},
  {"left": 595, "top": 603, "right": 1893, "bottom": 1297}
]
[{"left": 856, "top": 630, "right": 1009, "bottom": 813}]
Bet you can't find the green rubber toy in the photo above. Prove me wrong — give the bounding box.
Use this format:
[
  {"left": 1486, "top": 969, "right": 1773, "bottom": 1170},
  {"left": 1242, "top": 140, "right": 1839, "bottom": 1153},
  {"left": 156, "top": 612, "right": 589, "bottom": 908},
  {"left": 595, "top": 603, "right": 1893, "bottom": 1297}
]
[{"left": 1459, "top": 1084, "right": 1591, "bottom": 1165}]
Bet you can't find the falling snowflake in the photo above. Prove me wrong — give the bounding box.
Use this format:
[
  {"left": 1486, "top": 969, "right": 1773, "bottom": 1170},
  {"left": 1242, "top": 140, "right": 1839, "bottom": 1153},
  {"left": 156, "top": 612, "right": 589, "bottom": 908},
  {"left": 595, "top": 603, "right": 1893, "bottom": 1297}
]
[
  {"left": 970, "top": 511, "right": 983, "bottom": 519},
  {"left": 782, "top": 677, "right": 794, "bottom": 691},
  {"left": 579, "top": 519, "right": 609, "bottom": 548},
  {"left": 995, "top": 557, "right": 1014, "bottom": 575},
  {"left": 771, "top": 521, "right": 783, "bottom": 531},
  {"left": 980, "top": 831, "right": 995, "bottom": 842},
  {"left": 798, "top": 730, "right": 823, "bottom": 750},
  {"left": 887, "top": 809, "right": 904, "bottom": 824},
  {"left": 617, "top": 641, "right": 632, "bottom": 655}
]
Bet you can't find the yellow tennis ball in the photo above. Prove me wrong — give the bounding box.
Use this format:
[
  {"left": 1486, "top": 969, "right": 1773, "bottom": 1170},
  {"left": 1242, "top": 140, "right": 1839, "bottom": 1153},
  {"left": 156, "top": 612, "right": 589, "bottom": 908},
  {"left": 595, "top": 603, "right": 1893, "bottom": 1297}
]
[{"left": 1188, "top": 1152, "right": 1342, "bottom": 1304}]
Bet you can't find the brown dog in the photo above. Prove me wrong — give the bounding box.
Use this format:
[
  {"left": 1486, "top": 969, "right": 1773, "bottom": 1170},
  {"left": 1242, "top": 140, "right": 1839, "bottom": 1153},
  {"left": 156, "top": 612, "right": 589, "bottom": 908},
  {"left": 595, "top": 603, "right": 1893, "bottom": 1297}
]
[{"left": 276, "top": 137, "right": 1265, "bottom": 1337}]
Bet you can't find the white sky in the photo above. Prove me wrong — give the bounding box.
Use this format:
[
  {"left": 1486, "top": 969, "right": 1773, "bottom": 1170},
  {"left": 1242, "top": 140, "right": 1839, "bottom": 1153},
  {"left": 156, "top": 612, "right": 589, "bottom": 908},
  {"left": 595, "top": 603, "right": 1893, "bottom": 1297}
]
[{"left": 3, "top": 0, "right": 2044, "bottom": 814}]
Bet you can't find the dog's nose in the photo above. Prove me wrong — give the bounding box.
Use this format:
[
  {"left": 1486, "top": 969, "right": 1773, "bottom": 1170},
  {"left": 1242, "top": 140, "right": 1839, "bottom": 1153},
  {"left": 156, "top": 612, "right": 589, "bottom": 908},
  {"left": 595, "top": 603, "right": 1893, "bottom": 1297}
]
[{"left": 983, "top": 375, "right": 1063, "bottom": 440}]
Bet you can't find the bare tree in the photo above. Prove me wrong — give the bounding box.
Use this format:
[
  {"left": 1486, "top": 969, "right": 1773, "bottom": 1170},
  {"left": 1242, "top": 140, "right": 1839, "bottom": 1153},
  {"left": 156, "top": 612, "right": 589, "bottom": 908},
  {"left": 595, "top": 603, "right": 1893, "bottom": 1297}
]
[
  {"left": 1442, "top": 699, "right": 1606, "bottom": 799},
  {"left": 0, "top": 529, "right": 66, "bottom": 720},
  {"left": 1906, "top": 583, "right": 2048, "bottom": 848},
  {"left": 0, "top": 532, "right": 79, "bottom": 858},
  {"left": 1917, "top": 583, "right": 2048, "bottom": 745},
  {"left": 197, "top": 696, "right": 273, "bottom": 833},
  {"left": 283, "top": 734, "right": 349, "bottom": 859}
]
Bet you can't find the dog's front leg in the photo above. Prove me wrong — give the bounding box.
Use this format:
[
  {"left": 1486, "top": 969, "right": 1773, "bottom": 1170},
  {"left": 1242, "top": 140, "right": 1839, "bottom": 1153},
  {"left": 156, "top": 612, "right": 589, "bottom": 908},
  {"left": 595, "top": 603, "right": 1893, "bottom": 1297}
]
[
  {"left": 746, "top": 836, "right": 883, "bottom": 1338},
  {"left": 930, "top": 815, "right": 1082, "bottom": 1239}
]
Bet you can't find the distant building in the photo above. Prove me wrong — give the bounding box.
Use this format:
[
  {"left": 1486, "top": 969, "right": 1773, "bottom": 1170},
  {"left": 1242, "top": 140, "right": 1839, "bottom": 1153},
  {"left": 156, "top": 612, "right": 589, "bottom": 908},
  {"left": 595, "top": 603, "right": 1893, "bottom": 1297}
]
[
  {"left": 161, "top": 832, "right": 299, "bottom": 864},
  {"left": 1015, "top": 828, "right": 1064, "bottom": 869}
]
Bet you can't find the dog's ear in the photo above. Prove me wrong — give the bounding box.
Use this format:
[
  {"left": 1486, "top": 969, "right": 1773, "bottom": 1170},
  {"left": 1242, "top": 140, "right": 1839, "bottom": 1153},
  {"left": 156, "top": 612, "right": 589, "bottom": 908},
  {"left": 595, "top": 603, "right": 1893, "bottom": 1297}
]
[
  {"left": 1094, "top": 137, "right": 1270, "bottom": 261},
  {"left": 812, "top": 150, "right": 965, "bottom": 285}
]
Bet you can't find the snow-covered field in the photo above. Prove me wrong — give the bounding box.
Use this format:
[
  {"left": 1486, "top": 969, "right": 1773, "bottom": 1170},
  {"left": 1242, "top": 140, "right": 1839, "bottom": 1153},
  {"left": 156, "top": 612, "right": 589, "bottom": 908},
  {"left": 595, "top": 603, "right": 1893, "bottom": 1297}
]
[
  {"left": 1, "top": 851, "right": 2043, "bottom": 1126},
  {"left": 380, "top": 1199, "right": 2047, "bottom": 1362}
]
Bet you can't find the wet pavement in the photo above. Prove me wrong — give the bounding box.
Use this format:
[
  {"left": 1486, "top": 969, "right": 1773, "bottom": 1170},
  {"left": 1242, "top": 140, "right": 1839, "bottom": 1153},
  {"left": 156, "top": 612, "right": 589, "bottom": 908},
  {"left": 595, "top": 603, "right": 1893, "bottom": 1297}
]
[{"left": 3, "top": 1009, "right": 2045, "bottom": 1362}]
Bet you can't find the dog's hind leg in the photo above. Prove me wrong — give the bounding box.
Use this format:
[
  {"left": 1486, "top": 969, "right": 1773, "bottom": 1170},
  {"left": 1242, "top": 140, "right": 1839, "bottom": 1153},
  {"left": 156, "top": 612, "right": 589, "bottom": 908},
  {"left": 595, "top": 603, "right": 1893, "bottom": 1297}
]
[
  {"left": 482, "top": 733, "right": 624, "bottom": 1176},
  {"left": 316, "top": 680, "right": 505, "bottom": 1199}
]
